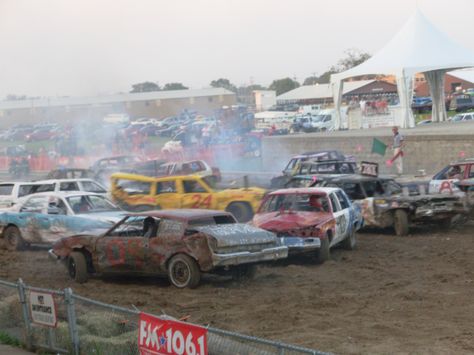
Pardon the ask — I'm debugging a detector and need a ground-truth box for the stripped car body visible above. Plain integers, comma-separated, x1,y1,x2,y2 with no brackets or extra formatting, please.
49,209,288,288
253,187,362,262
312,174,467,236
0,192,124,249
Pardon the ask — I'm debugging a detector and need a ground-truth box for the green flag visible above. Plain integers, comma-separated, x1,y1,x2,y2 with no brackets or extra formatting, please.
372,138,387,156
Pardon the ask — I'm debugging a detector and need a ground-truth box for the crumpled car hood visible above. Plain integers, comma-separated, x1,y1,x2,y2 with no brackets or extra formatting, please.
253,211,332,232
194,223,276,248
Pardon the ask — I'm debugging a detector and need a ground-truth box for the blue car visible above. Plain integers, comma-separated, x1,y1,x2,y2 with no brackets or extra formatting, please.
0,191,125,250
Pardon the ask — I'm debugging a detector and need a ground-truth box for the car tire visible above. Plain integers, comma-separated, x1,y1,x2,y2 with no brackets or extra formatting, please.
4,226,26,251
168,254,201,289
341,227,357,250
231,264,257,281
68,252,89,283
226,202,253,222
393,209,409,236
315,236,330,264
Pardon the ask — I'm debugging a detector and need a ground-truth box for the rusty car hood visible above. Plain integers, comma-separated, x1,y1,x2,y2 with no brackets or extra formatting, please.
194,223,277,248
253,211,332,232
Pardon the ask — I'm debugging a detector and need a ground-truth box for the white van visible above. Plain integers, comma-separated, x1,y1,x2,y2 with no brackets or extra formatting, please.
311,108,349,131
0,179,107,210
298,105,322,116
0,182,55,209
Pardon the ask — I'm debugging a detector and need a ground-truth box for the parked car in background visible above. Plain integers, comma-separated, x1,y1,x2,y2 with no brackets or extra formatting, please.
412,97,432,113
49,209,288,288
450,112,474,122
25,127,61,141
0,192,123,250
253,187,362,263
110,173,265,222
449,95,474,112
417,119,432,125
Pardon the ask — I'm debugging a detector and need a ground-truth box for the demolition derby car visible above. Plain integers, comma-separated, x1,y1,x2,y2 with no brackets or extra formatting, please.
253,187,363,263
0,192,124,250
312,174,467,236
49,209,288,288
110,173,266,222
428,158,474,194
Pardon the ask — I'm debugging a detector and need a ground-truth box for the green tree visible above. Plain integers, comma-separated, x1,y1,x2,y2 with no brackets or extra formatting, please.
130,81,160,93
210,78,237,93
336,48,371,71
162,82,188,91
269,78,300,96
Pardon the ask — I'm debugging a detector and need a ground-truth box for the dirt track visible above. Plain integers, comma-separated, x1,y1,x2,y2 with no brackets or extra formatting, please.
1,224,473,354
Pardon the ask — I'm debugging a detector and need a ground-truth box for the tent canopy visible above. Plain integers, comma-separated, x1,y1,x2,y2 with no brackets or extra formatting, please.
331,10,474,128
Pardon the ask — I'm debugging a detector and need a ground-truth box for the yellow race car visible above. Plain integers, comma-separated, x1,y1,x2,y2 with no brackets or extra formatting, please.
110,173,266,222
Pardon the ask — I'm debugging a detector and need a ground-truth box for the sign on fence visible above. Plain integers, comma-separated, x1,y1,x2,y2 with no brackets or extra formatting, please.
138,312,208,355
29,291,57,327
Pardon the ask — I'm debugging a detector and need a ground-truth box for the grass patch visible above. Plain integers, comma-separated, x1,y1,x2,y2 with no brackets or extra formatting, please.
0,331,20,347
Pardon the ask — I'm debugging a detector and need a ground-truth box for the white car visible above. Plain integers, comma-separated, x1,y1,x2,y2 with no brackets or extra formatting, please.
428,159,474,194
450,113,474,123
0,181,55,210
33,179,107,195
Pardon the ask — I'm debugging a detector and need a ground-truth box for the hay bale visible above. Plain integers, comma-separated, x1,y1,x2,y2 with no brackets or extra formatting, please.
0,295,23,328
77,312,132,338
79,330,136,355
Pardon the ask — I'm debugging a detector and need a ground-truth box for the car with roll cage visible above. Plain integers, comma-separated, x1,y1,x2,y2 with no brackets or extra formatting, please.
311,174,466,236
48,209,288,288
253,187,363,263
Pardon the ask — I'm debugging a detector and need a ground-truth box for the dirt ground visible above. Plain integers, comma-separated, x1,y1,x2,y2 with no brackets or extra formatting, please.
0,224,473,355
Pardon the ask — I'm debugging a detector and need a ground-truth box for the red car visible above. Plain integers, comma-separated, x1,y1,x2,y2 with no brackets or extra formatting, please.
25,127,60,142
253,187,362,263
49,209,288,288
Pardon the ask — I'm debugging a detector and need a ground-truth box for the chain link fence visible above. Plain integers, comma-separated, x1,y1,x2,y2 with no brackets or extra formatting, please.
0,278,330,355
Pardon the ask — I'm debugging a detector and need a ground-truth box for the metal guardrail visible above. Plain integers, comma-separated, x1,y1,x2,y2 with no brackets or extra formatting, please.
0,278,330,355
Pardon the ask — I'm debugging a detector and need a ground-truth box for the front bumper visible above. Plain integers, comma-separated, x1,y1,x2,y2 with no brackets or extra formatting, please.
281,237,321,254
212,246,288,267
48,249,60,261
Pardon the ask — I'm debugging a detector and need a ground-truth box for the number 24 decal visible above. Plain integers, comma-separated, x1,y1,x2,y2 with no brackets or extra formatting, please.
191,194,212,208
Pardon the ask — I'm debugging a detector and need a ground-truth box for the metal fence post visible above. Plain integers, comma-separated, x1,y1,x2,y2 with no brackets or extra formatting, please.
64,288,80,355
17,278,33,350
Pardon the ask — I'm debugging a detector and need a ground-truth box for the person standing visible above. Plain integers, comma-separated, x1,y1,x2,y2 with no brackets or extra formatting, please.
391,126,404,176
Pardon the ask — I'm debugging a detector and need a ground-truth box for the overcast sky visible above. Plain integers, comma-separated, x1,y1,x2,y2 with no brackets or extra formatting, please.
0,0,473,98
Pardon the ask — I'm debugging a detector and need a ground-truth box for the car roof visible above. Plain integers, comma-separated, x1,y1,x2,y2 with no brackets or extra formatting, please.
269,187,339,195
314,174,394,183
0,181,51,186
131,209,232,221
111,172,203,181
25,191,105,198
34,178,100,184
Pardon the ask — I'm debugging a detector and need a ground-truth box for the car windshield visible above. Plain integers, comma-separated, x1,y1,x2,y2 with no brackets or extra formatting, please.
66,195,120,214
261,193,330,213
452,115,463,121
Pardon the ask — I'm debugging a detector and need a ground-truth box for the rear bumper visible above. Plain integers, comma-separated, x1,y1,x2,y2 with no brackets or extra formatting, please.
212,246,288,267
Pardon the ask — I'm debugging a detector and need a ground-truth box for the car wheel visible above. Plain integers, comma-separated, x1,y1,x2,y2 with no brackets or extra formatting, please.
4,226,26,251
341,227,357,250
168,254,201,289
68,252,89,283
231,264,257,281
393,209,409,236
226,202,253,222
315,235,330,264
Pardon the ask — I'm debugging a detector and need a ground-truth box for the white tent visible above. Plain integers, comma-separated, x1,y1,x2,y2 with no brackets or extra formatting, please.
331,10,474,129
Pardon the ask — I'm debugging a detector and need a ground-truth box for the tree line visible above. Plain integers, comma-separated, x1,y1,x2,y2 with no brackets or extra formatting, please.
129,49,372,97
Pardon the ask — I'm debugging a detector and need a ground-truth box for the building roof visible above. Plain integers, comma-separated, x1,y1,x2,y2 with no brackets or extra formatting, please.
277,80,376,101
0,88,235,110
448,69,474,84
